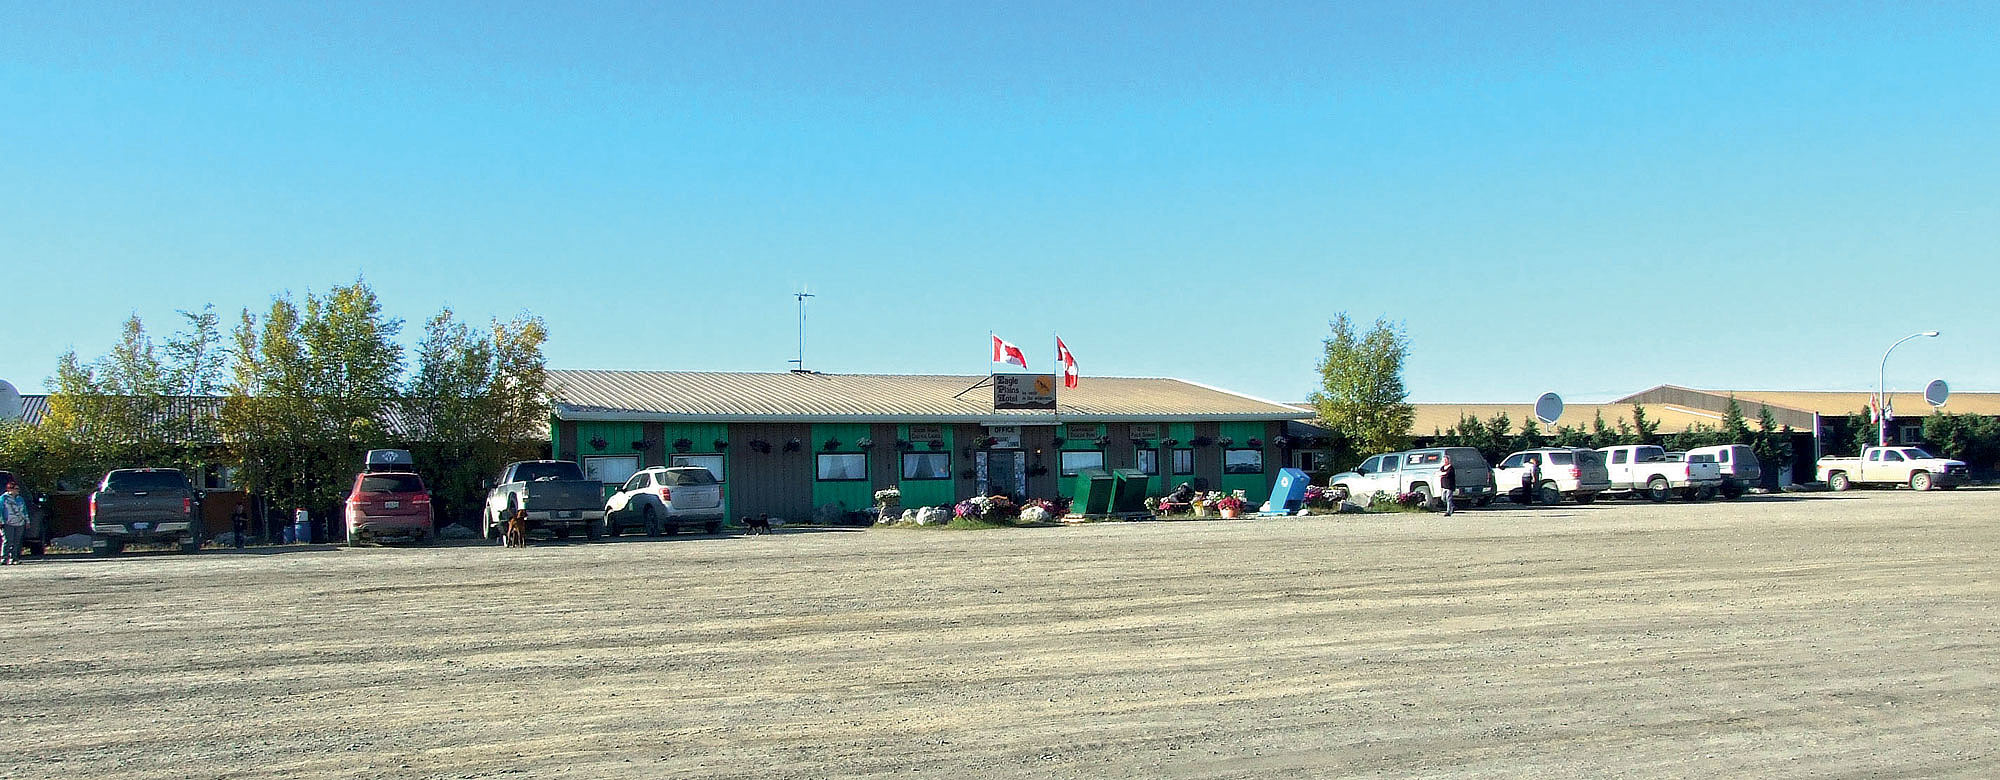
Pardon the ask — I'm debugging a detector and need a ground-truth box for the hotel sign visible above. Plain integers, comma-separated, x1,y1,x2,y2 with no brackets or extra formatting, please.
994,374,1057,410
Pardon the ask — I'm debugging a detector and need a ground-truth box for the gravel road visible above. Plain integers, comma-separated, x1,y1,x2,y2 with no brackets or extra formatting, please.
3,489,1996,779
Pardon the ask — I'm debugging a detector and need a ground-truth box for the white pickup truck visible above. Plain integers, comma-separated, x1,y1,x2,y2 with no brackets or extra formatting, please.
1597,445,1723,502
1816,446,1968,492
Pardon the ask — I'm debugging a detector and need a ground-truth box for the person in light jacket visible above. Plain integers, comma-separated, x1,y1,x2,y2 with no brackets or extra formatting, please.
1,482,29,564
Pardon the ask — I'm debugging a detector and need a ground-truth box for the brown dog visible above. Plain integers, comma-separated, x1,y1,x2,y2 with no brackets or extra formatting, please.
506,509,529,548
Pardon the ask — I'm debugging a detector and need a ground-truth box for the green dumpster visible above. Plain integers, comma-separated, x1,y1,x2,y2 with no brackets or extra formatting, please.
1072,468,1116,516
1109,468,1151,514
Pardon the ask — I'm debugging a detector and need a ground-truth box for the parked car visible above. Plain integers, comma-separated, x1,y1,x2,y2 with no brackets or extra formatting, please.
1687,444,1761,498
1328,447,1495,508
1597,445,1722,502
1492,448,1612,504
604,466,726,536
344,471,433,544
0,470,48,556
483,460,606,541
90,468,202,555
1816,446,1967,491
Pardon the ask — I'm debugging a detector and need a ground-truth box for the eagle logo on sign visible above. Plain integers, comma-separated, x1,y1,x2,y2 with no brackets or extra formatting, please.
1035,375,1054,395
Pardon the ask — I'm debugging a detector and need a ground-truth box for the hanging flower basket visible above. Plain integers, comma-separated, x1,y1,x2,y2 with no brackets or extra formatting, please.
1027,465,1049,477
1129,437,1151,448
1246,438,1263,448
631,439,656,452
822,438,842,451
783,439,803,452
1160,438,1180,448
713,439,730,450
589,436,608,451
1092,435,1112,448
1217,437,1235,448
856,437,875,449
749,439,772,454
958,468,976,479
672,438,694,453
927,440,945,451
895,439,913,451
1189,436,1214,448
982,436,999,448
1272,435,1294,448
1051,437,1066,448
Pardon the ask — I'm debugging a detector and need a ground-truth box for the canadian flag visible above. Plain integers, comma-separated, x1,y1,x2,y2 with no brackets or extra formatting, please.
991,335,1028,368
1055,336,1078,389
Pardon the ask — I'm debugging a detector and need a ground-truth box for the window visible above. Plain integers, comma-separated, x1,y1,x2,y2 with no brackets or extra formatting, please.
583,456,639,485
1610,450,1629,465
670,454,725,482
1867,450,1882,462
1406,452,1440,466
1548,452,1574,466
1899,424,1922,443
1059,450,1105,476
1499,454,1526,469
662,468,719,485
1379,457,1399,473
1173,449,1194,474
1135,449,1158,475
816,453,868,481
620,472,650,492
359,475,425,493
1883,450,1905,462
902,452,950,480
1224,449,1264,475
1716,449,1731,463
105,470,192,492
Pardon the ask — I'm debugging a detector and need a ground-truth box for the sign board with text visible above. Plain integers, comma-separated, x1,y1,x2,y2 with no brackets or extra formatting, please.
994,374,1057,410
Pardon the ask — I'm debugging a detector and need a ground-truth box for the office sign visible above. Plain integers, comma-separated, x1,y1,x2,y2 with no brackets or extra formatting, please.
994,374,1057,410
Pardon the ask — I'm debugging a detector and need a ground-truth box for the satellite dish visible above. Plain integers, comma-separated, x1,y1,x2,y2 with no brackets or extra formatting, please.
1925,379,1950,409
1533,392,1564,425
0,380,21,421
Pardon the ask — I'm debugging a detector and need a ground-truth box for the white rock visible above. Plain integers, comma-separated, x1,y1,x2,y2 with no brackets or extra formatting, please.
439,524,479,540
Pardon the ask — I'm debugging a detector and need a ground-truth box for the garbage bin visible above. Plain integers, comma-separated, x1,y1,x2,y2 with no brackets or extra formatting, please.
1071,468,1116,516
1109,468,1151,514
292,508,312,544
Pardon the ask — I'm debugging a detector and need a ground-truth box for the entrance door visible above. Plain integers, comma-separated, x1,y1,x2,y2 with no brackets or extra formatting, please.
976,451,1027,497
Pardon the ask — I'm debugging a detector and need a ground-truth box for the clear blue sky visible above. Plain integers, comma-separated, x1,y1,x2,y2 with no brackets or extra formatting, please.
5,1,1995,404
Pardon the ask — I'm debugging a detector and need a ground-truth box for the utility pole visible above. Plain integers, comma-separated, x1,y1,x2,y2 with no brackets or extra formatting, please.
788,287,815,373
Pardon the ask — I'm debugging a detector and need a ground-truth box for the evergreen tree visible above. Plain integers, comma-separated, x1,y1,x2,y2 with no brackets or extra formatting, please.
1630,404,1660,445
1721,395,1751,445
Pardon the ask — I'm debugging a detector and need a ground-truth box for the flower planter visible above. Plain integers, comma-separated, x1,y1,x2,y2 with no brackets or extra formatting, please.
1219,507,1241,519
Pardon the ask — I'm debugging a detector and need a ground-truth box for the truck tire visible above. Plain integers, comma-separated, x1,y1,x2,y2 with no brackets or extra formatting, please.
181,537,202,554
1475,496,1494,507
1720,481,1744,500
1412,483,1434,510
1829,472,1852,492
1646,478,1671,502
1911,472,1933,492
643,506,659,537
665,522,681,536
553,527,571,540
604,509,621,537
704,520,722,535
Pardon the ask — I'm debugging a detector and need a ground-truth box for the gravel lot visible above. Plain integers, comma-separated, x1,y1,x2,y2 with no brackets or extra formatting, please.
3,489,1997,779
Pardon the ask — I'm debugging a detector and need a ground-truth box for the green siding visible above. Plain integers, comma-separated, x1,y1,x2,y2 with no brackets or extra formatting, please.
661,422,732,521
1218,421,1271,503
1060,423,1103,449
811,423,876,514
896,425,956,509
575,422,645,457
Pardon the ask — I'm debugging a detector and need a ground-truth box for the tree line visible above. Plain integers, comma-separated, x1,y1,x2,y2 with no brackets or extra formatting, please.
0,280,548,526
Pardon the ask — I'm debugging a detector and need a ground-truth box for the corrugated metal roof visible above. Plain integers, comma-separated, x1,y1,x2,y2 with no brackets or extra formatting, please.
1408,403,1749,436
548,371,1311,423
1683,389,2000,418
12,395,441,441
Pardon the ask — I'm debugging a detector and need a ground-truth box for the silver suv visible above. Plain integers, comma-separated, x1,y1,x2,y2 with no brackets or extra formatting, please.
604,466,725,536
1493,448,1612,504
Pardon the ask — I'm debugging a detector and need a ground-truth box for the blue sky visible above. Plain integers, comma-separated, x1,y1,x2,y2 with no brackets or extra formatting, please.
4,1,1995,403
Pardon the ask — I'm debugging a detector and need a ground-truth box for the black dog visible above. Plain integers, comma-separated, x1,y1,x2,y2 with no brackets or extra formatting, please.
744,513,772,534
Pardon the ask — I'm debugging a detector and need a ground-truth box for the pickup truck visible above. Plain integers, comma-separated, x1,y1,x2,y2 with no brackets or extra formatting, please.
483,460,605,541
1687,444,1761,498
1817,446,1968,492
1597,445,1722,502
0,470,48,556
90,468,203,555
1327,447,1495,508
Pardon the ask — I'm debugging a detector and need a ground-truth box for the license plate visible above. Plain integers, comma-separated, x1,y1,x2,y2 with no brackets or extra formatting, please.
134,522,151,530
557,510,579,519
385,501,400,509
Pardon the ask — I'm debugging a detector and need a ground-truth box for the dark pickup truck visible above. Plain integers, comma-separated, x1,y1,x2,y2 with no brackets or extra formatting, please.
481,460,605,541
91,468,203,555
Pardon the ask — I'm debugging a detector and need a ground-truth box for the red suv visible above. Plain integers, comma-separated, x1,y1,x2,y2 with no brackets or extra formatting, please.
344,472,433,544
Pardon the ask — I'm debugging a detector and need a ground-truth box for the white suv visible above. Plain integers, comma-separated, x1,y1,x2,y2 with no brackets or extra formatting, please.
1492,448,1613,504
604,466,725,536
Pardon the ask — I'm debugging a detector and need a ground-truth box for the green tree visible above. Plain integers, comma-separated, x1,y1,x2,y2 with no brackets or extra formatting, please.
404,311,551,526
1750,405,1793,485
1514,417,1548,452
1308,314,1413,456
1845,409,1874,457
1721,395,1751,445
1589,410,1616,448
1629,404,1660,445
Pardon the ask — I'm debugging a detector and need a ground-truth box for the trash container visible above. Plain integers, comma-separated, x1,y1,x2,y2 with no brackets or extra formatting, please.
1071,468,1116,516
292,508,312,544
1109,468,1151,514
1264,468,1310,512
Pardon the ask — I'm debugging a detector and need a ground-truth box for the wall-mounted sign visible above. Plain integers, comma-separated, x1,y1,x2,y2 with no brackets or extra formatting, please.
907,424,944,445
1128,423,1161,440
994,374,1057,410
983,425,1022,449
1066,423,1103,440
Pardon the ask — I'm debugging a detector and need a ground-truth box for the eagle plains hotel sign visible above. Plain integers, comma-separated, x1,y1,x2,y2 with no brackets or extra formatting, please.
993,374,1058,410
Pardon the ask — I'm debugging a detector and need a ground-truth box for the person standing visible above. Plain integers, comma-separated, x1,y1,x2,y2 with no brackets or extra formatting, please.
1437,455,1457,516
1523,456,1542,505
230,504,248,550
1,482,28,565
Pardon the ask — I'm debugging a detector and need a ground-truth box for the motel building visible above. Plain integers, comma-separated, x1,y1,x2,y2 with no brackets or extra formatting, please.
547,370,1312,521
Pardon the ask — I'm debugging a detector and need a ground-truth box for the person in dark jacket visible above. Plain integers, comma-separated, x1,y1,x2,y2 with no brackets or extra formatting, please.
1522,455,1542,505
1437,455,1457,515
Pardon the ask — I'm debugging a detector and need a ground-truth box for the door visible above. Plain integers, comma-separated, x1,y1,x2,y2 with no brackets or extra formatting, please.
1493,453,1526,492
608,472,650,517
977,451,1027,498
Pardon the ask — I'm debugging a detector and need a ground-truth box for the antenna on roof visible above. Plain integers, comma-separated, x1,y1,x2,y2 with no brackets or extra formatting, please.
788,285,816,373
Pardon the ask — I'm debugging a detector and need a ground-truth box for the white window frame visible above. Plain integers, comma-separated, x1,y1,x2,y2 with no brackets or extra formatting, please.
584,455,641,485
1059,450,1105,477
670,454,726,482
1224,448,1265,475
816,453,869,481
1135,449,1158,476
901,452,951,480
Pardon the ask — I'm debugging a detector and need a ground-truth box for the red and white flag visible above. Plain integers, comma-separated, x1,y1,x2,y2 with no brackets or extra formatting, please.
991,335,1028,368
1055,336,1078,388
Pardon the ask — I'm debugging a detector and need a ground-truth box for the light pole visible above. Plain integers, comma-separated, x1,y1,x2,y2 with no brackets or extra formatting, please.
1877,330,1939,446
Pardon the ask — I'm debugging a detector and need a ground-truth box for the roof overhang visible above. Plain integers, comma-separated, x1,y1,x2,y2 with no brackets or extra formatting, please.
554,406,1310,425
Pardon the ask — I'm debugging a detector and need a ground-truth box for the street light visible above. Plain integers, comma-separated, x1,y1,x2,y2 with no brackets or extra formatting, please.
1877,330,1940,446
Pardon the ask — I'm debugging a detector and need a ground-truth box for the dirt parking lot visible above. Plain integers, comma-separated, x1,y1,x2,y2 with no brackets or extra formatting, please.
2,489,1997,779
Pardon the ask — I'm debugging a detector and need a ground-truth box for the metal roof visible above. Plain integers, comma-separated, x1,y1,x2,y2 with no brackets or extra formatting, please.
12,395,441,441
548,371,1311,424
